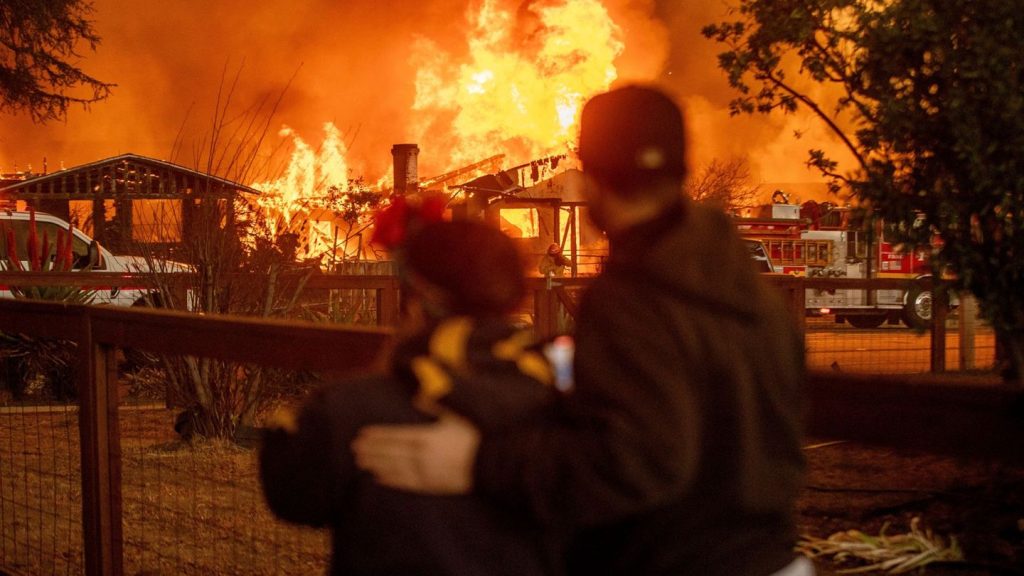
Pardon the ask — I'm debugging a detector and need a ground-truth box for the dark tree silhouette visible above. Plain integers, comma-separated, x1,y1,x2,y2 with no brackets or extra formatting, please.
1,0,113,122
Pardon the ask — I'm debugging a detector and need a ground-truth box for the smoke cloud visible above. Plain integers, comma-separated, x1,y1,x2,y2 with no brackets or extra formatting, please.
1,0,846,199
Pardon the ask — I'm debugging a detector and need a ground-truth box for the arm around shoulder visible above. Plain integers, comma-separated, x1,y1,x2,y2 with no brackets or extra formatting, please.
474,282,702,527
259,387,352,527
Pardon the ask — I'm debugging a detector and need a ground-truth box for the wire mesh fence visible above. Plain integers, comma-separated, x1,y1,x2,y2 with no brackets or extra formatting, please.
0,297,388,576
0,276,1009,575
1,362,332,575
803,304,996,374
0,403,84,575
116,396,329,575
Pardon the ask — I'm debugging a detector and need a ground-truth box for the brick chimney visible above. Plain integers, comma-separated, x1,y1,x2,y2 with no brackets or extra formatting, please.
391,143,419,195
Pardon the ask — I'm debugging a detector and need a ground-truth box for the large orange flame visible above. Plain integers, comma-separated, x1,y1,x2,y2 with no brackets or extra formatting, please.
411,0,623,171
249,0,624,261
251,122,351,232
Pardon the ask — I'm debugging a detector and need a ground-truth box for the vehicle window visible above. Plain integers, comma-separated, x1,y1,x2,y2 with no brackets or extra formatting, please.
0,220,92,269
744,239,772,273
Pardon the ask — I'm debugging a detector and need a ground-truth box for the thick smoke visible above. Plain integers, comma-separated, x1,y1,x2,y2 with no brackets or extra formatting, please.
1,0,845,197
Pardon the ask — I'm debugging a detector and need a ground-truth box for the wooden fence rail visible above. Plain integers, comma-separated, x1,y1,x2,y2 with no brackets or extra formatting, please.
0,271,952,367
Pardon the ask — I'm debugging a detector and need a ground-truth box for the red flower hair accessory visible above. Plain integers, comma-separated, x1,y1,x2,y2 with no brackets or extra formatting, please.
370,193,447,250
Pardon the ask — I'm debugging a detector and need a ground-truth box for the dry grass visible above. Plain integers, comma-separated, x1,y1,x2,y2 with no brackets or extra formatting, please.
0,405,329,575
798,437,1024,575
798,517,964,573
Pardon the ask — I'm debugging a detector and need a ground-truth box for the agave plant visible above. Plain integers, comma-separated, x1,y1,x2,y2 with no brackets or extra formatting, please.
2,209,96,303
0,210,93,400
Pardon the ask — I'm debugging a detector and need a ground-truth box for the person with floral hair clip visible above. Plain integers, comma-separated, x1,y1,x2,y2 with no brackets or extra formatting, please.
259,194,561,576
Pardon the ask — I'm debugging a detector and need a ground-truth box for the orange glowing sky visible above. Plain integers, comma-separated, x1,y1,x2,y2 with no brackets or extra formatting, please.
0,0,851,201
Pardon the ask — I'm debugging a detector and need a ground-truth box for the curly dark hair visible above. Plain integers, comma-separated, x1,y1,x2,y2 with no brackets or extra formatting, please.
403,220,526,318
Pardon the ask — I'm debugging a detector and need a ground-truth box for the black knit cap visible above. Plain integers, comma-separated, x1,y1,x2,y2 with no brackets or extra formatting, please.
403,220,526,317
578,85,687,184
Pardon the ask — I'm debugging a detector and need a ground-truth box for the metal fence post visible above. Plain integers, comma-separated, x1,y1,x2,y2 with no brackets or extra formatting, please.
78,310,124,576
959,294,977,371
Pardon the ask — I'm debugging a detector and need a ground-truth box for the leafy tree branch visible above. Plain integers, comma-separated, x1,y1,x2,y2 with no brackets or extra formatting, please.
0,0,113,123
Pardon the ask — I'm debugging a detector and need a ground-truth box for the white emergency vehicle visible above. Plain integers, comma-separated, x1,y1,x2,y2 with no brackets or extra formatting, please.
0,210,173,306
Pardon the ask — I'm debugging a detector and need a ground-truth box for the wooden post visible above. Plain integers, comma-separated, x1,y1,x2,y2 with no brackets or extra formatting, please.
78,311,124,576
958,294,976,371
534,286,556,339
930,284,948,373
569,207,578,278
377,277,400,327
789,277,807,336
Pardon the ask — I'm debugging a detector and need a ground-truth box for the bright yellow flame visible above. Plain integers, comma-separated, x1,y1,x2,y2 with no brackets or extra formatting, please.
412,0,623,170
248,122,372,262
251,122,350,231
252,123,350,221
499,207,540,238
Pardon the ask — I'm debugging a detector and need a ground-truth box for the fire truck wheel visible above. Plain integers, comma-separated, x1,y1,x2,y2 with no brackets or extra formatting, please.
902,284,933,329
847,314,888,329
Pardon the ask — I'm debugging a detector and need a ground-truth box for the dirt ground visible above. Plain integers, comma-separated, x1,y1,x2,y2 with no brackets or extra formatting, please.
798,437,1024,575
2,396,1022,575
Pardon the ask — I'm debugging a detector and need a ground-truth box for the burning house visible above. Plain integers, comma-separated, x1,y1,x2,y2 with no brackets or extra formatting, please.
254,142,506,269
2,0,637,274
451,155,606,276
0,153,257,258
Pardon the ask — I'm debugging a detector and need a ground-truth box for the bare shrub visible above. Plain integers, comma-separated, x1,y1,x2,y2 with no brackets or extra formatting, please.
127,67,386,441
685,156,761,214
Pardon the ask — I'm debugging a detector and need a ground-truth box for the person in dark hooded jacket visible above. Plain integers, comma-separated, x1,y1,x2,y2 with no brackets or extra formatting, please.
353,86,811,576
259,209,560,576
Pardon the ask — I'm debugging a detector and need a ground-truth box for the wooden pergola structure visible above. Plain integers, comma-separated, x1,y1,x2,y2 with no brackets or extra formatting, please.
0,154,258,257
453,165,602,277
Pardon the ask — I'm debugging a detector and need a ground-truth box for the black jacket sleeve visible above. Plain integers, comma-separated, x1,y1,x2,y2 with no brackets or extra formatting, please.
473,279,703,527
259,376,389,527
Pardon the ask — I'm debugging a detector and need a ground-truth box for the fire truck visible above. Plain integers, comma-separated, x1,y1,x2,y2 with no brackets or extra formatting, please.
735,193,938,329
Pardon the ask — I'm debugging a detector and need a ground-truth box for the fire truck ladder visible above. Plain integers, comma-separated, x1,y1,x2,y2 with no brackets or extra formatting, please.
763,239,833,268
